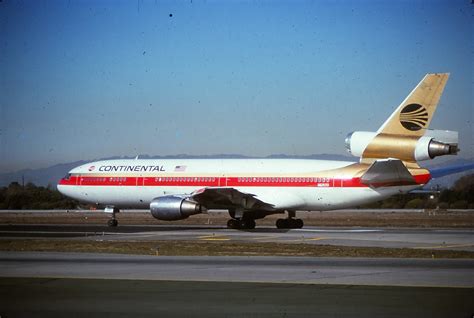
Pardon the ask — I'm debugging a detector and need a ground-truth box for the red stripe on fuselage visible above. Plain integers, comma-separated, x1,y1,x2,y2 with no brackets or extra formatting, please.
58,173,431,188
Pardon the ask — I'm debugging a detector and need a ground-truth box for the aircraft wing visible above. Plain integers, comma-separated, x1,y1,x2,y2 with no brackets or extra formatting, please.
190,187,275,211
360,159,417,188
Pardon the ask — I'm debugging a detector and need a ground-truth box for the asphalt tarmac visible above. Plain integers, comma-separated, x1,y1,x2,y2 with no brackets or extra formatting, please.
1,224,473,251
0,252,473,318
1,252,474,286
1,277,472,318
1,223,473,316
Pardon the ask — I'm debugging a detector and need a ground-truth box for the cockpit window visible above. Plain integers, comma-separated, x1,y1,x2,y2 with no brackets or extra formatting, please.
63,173,71,180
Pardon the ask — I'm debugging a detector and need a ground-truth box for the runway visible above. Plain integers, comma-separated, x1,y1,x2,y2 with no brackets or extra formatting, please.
0,278,474,318
1,224,473,251
0,252,473,317
1,251,473,287
1,223,473,316
1,277,473,318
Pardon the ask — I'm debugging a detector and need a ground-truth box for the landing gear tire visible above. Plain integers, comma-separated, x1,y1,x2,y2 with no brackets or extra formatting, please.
108,219,118,227
227,219,239,229
276,218,288,229
227,218,256,230
276,218,303,229
240,219,256,230
295,218,304,229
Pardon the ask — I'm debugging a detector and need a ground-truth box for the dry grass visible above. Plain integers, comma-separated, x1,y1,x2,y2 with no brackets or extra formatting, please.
1,239,473,258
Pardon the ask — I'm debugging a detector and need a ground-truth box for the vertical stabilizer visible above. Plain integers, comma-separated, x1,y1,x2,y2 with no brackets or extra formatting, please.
376,73,449,137
356,73,454,163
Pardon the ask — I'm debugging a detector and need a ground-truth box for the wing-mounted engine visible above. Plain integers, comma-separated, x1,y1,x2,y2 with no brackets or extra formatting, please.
345,129,458,162
150,195,206,221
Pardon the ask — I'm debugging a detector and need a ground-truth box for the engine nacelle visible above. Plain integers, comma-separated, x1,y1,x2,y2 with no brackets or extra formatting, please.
414,136,459,161
150,195,206,221
345,131,377,157
345,130,458,162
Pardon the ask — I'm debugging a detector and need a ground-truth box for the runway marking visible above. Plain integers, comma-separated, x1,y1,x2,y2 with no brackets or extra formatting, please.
307,237,328,241
250,236,279,240
198,235,230,241
0,231,120,235
281,237,324,243
413,243,474,250
199,238,231,241
198,235,223,239
275,237,329,243
294,229,383,233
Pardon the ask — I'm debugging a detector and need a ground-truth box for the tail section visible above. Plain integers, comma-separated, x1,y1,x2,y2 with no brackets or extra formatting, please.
376,73,449,136
345,73,458,164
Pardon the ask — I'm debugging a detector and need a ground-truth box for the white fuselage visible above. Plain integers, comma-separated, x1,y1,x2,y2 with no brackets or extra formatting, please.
58,158,425,211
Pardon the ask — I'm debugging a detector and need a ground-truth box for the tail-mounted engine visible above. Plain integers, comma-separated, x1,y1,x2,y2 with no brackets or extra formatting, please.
150,195,206,221
345,129,459,162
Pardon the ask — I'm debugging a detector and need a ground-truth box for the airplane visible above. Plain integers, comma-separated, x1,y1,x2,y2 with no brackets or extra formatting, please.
58,73,462,229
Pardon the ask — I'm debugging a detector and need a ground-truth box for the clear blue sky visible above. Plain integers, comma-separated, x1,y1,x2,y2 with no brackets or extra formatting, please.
0,0,472,172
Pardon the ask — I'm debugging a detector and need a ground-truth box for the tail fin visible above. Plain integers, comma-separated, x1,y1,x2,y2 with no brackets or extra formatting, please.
376,73,449,136
358,73,455,163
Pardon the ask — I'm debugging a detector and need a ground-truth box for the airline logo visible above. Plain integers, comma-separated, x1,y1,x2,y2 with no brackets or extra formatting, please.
399,103,428,131
98,165,165,172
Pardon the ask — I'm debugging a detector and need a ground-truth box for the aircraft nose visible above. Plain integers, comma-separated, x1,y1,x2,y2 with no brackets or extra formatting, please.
57,182,64,194
57,173,72,194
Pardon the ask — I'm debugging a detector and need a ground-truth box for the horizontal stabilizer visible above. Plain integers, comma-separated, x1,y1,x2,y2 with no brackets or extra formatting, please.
409,189,440,194
429,162,474,178
361,159,416,188
423,129,458,145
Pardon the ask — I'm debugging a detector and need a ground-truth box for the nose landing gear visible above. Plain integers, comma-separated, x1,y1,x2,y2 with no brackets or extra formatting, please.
107,219,118,227
104,206,119,227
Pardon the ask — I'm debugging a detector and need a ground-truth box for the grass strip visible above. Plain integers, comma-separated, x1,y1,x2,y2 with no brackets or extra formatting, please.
0,239,473,258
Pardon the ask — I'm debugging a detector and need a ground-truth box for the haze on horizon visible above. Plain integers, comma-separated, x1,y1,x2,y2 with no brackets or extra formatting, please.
1,0,472,173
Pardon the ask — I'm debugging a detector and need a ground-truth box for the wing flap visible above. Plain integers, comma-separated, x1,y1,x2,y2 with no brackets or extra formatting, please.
191,187,275,211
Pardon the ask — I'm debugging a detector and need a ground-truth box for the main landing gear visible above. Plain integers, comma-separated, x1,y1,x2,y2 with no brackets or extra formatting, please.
275,210,304,229
226,209,304,230
227,218,256,230
276,218,303,229
105,206,119,227
226,209,257,230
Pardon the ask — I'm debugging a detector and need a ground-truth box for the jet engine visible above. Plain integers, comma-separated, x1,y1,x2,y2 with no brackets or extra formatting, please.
150,195,206,221
345,130,458,162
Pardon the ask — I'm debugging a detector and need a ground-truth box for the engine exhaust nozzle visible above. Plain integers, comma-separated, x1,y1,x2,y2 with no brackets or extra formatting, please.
428,140,459,159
